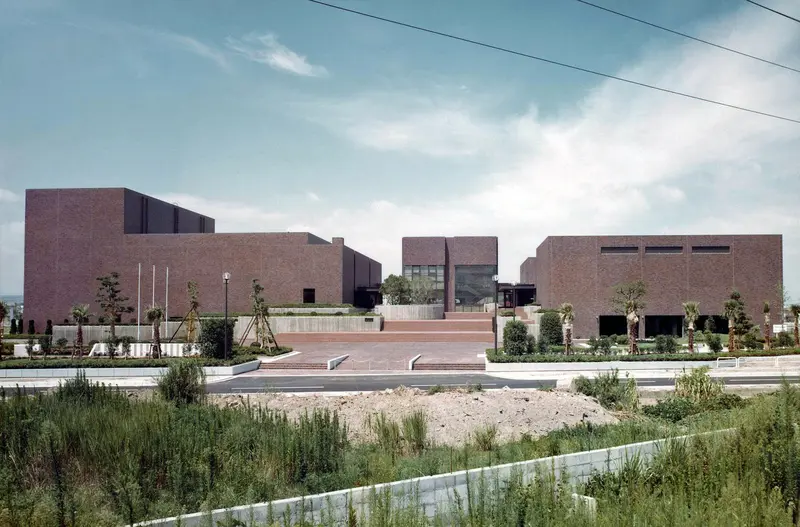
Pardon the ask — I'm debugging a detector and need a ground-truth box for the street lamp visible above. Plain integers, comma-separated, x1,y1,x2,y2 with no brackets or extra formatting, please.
223,272,231,360
492,274,500,354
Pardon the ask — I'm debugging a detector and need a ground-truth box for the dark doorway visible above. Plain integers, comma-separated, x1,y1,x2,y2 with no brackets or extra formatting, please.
599,315,627,337
644,315,684,338
696,315,728,334
302,288,316,304
354,287,380,309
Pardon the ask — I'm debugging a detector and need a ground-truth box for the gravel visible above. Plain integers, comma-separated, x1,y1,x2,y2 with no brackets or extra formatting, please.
211,387,618,446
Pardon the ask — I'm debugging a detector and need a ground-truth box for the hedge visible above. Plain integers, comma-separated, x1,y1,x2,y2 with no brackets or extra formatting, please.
233,345,293,357
485,348,800,363
201,312,379,318
0,355,258,369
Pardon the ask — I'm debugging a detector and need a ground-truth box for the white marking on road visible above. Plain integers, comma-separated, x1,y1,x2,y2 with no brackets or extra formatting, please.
410,383,497,387
232,386,325,391
636,380,657,384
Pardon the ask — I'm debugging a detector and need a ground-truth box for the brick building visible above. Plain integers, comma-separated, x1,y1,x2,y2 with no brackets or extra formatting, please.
402,236,498,312
528,235,783,338
24,188,381,328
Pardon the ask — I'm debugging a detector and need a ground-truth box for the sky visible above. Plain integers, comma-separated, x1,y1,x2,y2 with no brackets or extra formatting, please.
1,0,799,298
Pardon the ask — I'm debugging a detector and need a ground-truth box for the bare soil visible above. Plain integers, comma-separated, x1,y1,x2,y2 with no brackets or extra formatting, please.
211,387,618,446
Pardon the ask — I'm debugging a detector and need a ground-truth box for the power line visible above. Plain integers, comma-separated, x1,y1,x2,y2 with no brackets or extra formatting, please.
306,0,800,125
574,0,800,74
744,0,800,24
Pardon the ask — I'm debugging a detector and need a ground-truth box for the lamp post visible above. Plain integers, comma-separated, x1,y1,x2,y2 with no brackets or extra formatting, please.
223,272,231,360
492,274,499,354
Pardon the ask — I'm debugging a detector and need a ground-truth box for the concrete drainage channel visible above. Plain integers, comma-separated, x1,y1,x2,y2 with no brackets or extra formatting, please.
133,429,731,526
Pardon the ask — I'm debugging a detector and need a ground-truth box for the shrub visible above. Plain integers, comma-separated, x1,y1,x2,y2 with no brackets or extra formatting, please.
27,320,35,335
426,384,445,395
616,335,628,345
156,361,206,406
55,337,68,353
503,320,531,355
104,335,119,358
473,424,498,451
540,311,563,345
401,411,428,454
367,412,402,458
701,392,745,411
587,336,612,354
741,330,763,350
643,397,698,422
674,367,723,403
654,335,678,353
198,318,236,359
703,331,723,353
500,310,515,317
574,369,639,411
37,335,52,357
119,336,134,356
776,331,794,348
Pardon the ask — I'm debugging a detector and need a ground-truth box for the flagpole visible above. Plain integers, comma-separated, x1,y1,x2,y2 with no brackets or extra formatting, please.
137,263,141,341
165,267,169,328
152,265,155,307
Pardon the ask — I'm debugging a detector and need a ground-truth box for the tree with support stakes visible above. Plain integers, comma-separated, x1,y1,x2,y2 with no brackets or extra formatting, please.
168,281,201,345
683,301,700,353
70,304,90,359
146,304,164,359
238,279,278,351
558,303,575,355
763,302,772,351
96,272,133,340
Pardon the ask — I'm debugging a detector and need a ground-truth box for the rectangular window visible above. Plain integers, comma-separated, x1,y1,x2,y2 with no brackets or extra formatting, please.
403,264,445,303
454,265,497,311
692,245,730,254
173,207,180,233
645,246,683,254
303,288,316,304
199,216,206,233
600,246,638,254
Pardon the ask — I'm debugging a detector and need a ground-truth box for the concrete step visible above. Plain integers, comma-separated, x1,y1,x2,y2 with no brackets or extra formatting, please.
444,312,494,320
277,331,495,343
413,363,486,371
260,362,327,370
383,320,492,332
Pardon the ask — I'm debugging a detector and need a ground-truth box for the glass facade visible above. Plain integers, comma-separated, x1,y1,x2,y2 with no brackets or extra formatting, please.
402,265,445,304
454,265,497,311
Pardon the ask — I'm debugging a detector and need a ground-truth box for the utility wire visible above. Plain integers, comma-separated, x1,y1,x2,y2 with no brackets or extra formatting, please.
744,0,800,24
306,0,800,125
574,0,800,74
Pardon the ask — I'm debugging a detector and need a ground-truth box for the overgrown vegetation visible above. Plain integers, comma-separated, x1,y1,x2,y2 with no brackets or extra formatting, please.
156,361,207,406
573,369,639,411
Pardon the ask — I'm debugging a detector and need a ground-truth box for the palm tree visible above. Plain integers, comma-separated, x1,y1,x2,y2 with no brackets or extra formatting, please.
791,304,800,348
146,304,165,359
558,303,575,355
625,300,641,355
70,304,90,359
682,302,700,353
723,300,739,352
0,301,8,362
763,302,771,351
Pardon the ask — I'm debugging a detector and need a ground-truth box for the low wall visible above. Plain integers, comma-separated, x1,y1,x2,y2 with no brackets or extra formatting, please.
374,305,444,320
88,343,200,358
52,322,186,343
136,430,730,526
0,360,261,379
497,316,539,342
269,307,362,314
486,358,719,372
234,316,382,342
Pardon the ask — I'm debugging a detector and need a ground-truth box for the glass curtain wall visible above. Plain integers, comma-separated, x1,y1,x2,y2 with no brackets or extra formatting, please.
402,265,445,304
454,265,497,312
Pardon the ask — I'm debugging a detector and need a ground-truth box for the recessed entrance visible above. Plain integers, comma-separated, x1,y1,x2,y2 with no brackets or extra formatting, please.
598,315,627,337
644,315,684,338
302,288,316,304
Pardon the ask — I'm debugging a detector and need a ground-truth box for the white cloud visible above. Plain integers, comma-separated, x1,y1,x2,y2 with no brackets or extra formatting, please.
225,33,327,77
158,32,228,70
306,192,321,202
0,189,20,202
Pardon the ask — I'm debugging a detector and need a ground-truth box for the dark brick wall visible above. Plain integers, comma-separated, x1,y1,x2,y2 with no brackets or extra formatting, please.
24,188,380,327
403,236,498,311
535,235,783,338
520,257,536,284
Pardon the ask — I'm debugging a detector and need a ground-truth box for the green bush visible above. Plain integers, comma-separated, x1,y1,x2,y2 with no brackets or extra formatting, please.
156,361,206,406
588,336,612,354
654,334,678,353
573,369,639,411
616,334,628,345
776,331,794,348
674,367,724,402
703,331,724,353
232,345,292,357
539,311,563,345
741,330,763,350
643,397,698,422
503,320,531,355
198,318,236,359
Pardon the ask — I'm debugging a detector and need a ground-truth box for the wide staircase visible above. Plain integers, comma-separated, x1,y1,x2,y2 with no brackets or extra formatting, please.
276,312,495,345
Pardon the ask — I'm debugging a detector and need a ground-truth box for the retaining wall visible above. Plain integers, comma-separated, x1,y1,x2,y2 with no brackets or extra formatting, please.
269,307,362,314
52,322,186,343
374,305,444,320
0,360,261,379
486,358,718,372
135,430,730,527
235,315,382,341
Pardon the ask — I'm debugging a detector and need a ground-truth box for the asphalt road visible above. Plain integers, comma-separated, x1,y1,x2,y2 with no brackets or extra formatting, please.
208,374,800,393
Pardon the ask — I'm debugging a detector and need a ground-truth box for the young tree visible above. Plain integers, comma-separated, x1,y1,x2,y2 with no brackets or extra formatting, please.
379,274,411,305
70,304,90,359
682,302,700,353
763,302,771,351
146,304,164,359
0,301,7,362
611,280,647,355
723,300,739,352
186,281,200,344
558,303,575,355
791,304,800,348
95,272,133,340
408,276,435,305
250,279,270,348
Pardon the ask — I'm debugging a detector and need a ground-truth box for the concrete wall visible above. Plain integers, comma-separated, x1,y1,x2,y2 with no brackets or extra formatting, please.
497,315,539,343
136,430,729,527
52,322,186,343
0,360,261,379
234,315,382,341
486,358,720,372
375,305,444,320
268,307,362,314
535,235,783,338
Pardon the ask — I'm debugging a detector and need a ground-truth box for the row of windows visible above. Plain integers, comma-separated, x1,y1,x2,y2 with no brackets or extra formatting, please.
600,245,731,255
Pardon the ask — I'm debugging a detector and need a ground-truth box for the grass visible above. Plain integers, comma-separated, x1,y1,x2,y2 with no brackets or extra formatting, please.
0,355,258,369
574,369,639,411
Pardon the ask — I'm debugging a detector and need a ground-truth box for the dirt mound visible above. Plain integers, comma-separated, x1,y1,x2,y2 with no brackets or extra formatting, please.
212,387,617,446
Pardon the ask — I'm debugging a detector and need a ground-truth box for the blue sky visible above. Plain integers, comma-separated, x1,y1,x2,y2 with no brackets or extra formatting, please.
1,0,799,300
